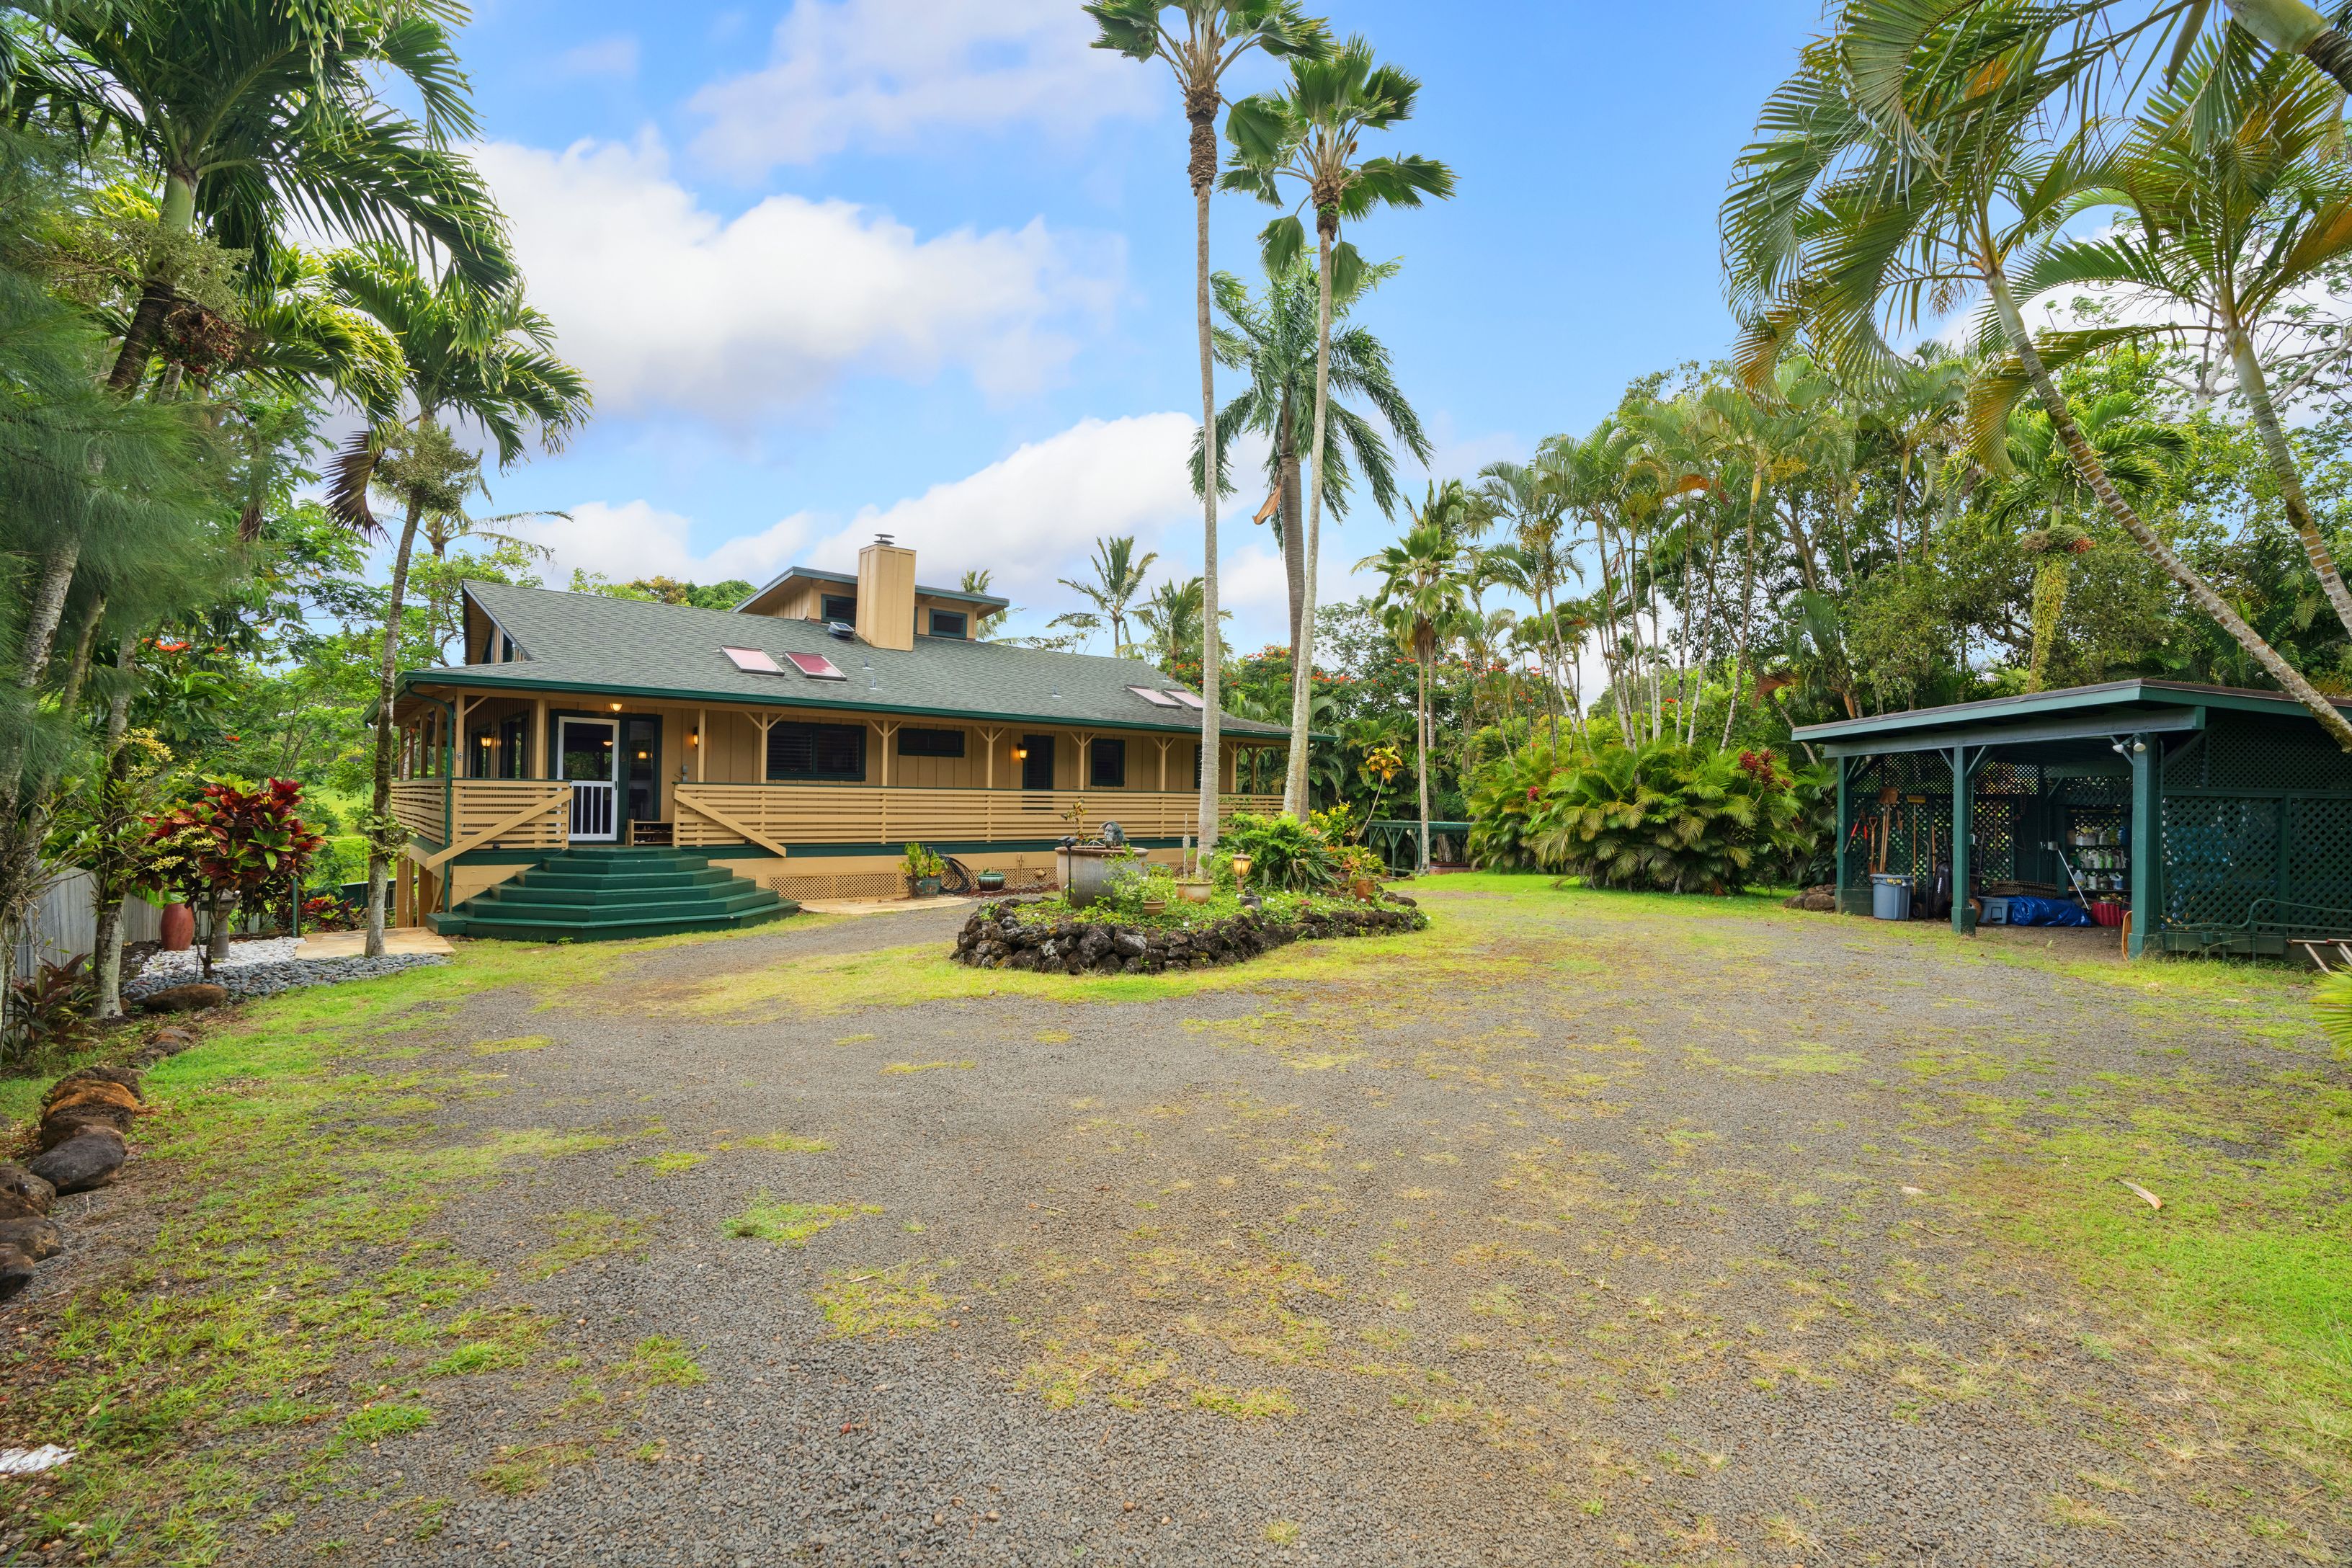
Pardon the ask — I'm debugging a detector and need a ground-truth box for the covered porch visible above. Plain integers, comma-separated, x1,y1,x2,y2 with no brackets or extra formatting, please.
387,682,1288,915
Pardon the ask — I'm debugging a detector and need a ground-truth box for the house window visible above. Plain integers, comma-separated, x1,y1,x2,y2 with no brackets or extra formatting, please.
929,610,968,639
1090,737,1126,788
767,722,865,781
498,633,514,663
820,593,857,623
898,727,965,759
499,715,527,778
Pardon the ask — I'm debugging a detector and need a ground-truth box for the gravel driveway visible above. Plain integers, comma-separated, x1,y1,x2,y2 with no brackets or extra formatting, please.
230,885,2343,1567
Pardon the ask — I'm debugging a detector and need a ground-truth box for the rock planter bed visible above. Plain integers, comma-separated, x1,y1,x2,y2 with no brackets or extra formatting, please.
952,896,1427,976
125,935,446,1008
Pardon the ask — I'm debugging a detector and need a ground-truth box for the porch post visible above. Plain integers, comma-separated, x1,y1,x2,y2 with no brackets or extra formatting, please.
533,698,548,779
2129,732,2156,958
696,708,707,783
1834,754,1850,914
1950,745,1972,935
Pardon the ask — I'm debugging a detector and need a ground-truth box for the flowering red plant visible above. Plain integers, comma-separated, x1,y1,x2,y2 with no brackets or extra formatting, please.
143,779,326,907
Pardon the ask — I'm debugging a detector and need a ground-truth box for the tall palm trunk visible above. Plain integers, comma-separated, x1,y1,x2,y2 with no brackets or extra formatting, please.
1189,93,1224,855
1984,265,2352,748
1277,397,1305,667
1415,641,1433,875
1721,478,1764,749
2230,326,2352,638
1280,214,1338,819
366,488,431,957
107,173,197,394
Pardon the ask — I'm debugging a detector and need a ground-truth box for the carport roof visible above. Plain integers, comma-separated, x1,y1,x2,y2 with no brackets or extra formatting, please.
1790,680,2351,757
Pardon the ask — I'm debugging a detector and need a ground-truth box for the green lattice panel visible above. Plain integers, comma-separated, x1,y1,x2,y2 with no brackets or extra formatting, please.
2286,797,2352,912
2204,713,2352,793
2163,796,2280,930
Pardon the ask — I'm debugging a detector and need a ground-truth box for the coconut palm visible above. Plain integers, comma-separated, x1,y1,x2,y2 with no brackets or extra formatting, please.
1360,483,1474,874
1722,5,2352,748
1056,535,1159,657
1193,257,1430,669
961,569,1015,638
1225,36,1455,820
327,244,590,958
1979,37,2352,639
1087,0,1327,855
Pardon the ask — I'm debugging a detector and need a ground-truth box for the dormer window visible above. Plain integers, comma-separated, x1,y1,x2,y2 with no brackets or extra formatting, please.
930,610,968,640
820,593,857,623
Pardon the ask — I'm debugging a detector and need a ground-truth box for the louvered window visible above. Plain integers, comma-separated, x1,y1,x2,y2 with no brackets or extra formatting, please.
767,722,865,781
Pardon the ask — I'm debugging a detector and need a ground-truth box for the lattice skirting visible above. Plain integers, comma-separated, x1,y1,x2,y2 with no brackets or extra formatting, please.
765,871,908,903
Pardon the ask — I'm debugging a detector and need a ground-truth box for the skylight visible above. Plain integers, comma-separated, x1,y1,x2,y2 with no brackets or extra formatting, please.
785,651,847,681
1166,690,1205,710
722,646,783,674
1128,685,1180,707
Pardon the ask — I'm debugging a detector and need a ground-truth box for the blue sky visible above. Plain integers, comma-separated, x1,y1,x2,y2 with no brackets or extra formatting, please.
450,0,1822,649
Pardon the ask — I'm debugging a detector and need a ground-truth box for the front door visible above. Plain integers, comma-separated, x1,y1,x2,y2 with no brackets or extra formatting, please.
558,718,618,841
622,716,662,830
1020,734,1055,791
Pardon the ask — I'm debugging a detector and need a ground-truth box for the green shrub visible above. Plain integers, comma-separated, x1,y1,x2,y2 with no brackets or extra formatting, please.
1476,740,1824,894
1219,812,1340,892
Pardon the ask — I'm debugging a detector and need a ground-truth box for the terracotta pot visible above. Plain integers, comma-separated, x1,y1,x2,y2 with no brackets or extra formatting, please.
1141,899,1167,915
159,902,195,953
1350,877,1378,902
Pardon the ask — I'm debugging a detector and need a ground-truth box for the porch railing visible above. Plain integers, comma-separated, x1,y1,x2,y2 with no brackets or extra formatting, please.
671,784,1280,854
391,779,445,845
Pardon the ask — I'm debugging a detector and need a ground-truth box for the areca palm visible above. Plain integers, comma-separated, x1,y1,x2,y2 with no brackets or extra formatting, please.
1979,37,2352,638
1195,257,1430,669
1225,37,1454,819
1722,4,2352,747
1982,393,2184,688
328,244,591,958
1360,483,1473,873
1056,535,1159,656
1087,0,1326,855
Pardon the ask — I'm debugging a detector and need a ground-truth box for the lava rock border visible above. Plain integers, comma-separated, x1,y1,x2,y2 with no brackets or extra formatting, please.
951,895,1427,976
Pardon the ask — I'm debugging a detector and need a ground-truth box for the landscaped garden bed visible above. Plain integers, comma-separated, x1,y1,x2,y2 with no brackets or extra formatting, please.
951,894,1425,974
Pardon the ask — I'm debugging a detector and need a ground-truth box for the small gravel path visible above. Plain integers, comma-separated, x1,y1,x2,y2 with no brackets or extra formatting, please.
245,888,2341,1567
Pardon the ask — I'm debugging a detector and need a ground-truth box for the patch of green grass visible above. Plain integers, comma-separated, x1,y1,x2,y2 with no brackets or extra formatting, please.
717,1131,831,1153
1188,1384,1296,1420
340,1402,432,1444
631,1150,709,1176
724,1195,880,1247
468,1035,553,1054
814,1260,953,1338
423,1340,529,1378
527,1210,653,1278
618,1335,705,1388
477,1441,593,1497
881,1059,975,1075
1264,1518,1301,1545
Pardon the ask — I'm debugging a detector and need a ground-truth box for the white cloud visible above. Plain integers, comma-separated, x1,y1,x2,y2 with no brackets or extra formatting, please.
687,0,1152,176
474,134,1118,418
514,414,1306,646
553,35,639,79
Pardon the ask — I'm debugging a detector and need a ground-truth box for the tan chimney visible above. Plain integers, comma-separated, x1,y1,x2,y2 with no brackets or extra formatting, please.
855,534,916,651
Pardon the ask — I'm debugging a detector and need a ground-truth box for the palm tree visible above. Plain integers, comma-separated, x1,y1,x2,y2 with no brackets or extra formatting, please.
1226,36,1455,820
1193,257,1430,670
1136,574,1229,676
1863,352,1969,560
1056,535,1159,657
1087,0,1326,856
1984,37,2352,640
4,0,509,674
1722,9,2352,748
1982,393,2184,690
1360,483,1473,874
328,244,591,958
961,569,1015,638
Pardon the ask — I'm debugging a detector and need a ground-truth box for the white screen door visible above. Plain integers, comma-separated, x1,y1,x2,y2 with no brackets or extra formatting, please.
558,718,618,841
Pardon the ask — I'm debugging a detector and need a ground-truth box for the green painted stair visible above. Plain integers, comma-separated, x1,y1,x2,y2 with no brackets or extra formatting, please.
430,847,798,942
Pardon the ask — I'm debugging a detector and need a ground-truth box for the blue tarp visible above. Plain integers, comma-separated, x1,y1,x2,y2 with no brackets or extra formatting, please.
2005,895,2095,927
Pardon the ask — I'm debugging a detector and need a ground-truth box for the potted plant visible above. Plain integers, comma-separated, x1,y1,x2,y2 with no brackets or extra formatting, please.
900,843,945,898
975,870,1006,893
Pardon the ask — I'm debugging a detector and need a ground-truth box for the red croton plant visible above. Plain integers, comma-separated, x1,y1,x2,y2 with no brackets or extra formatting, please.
143,780,326,973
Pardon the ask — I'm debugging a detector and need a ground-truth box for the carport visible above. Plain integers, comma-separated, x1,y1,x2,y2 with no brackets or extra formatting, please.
1791,680,2352,958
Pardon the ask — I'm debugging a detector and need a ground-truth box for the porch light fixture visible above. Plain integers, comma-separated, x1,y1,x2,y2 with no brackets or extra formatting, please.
636,749,649,760
609,702,622,711
1013,746,1029,760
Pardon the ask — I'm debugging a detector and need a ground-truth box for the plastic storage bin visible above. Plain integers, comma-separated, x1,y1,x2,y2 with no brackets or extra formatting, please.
1978,896,2012,926
1870,873,1912,921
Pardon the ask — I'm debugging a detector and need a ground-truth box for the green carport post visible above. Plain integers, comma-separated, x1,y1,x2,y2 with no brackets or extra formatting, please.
2129,731,2156,958
1834,755,1850,914
1951,746,1971,935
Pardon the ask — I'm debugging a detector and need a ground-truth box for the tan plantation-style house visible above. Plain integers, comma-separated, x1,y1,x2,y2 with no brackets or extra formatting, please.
387,536,1289,939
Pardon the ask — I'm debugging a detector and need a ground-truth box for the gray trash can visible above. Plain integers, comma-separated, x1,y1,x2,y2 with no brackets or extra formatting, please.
1870,873,1912,921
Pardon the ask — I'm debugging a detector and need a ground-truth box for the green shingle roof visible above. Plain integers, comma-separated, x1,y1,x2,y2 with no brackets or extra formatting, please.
416,582,1290,739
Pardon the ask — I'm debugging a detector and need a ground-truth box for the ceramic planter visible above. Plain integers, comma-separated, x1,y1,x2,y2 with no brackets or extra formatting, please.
976,872,1006,893
1174,881,1213,906
910,875,943,898
159,902,195,953
1056,845,1132,909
